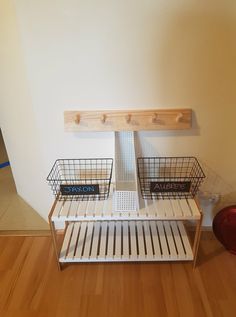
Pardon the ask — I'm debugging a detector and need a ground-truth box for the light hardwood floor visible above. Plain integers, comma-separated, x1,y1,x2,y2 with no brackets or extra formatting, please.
0,233,236,317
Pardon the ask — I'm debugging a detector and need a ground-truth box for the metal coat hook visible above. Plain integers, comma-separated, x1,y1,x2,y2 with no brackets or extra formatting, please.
175,112,183,123
126,114,132,124
75,114,80,124
101,114,106,123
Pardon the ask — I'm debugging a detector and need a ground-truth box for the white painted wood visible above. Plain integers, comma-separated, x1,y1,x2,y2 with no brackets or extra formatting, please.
163,221,177,257
179,199,192,217
143,221,153,257
77,200,88,217
69,200,79,218
122,221,129,259
75,222,87,258
52,200,64,219
156,221,169,258
170,199,183,217
162,200,174,217
177,221,193,259
150,221,161,257
129,221,137,259
98,222,108,259
59,200,71,219
136,221,145,258
157,200,167,217
114,221,122,259
170,221,186,258
67,222,81,259
83,222,94,259
187,199,201,218
103,196,113,217
86,200,96,217
60,223,74,259
95,200,105,217
59,220,194,263
90,222,101,259
106,221,115,259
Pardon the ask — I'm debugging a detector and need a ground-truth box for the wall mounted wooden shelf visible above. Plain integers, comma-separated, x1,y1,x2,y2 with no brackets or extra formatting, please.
64,109,192,132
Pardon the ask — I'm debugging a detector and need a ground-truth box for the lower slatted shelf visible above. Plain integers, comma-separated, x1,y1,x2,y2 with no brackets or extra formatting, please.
59,220,193,263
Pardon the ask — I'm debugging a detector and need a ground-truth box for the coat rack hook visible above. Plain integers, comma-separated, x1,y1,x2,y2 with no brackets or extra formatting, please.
101,114,106,123
176,112,183,123
126,114,132,124
152,113,159,123
75,114,80,124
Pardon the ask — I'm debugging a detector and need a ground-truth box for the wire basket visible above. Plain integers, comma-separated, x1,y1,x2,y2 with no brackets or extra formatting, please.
47,158,113,201
137,157,205,200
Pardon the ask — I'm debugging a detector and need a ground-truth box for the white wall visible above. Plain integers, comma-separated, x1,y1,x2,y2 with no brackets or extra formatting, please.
1,0,236,223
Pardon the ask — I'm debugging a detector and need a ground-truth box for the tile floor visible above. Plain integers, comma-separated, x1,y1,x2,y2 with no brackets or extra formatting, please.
0,129,49,233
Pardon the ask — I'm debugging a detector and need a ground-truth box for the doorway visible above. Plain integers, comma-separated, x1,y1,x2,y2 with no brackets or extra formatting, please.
0,128,49,233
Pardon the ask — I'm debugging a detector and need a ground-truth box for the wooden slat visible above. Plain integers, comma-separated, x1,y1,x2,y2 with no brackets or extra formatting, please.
170,221,186,258
129,221,137,259
170,199,183,217
103,196,113,217
106,221,115,259
157,200,167,217
59,200,71,219
52,200,64,219
86,200,96,217
98,222,108,259
83,222,94,259
90,222,101,259
136,221,145,258
179,199,192,217
156,222,169,258
177,221,193,259
67,222,80,259
114,221,122,259
187,199,201,218
69,200,79,218
163,221,177,257
60,223,74,259
122,222,129,259
150,221,161,257
77,200,88,217
94,200,105,217
64,109,192,132
143,221,153,257
75,222,87,258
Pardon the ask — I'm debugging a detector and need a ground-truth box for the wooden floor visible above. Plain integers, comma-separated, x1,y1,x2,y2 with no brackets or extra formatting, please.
0,233,236,317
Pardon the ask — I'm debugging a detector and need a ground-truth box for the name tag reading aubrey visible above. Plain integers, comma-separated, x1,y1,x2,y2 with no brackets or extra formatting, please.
150,181,191,193
60,184,100,195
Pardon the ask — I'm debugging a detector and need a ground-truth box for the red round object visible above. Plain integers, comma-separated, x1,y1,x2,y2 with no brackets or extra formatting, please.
213,205,236,255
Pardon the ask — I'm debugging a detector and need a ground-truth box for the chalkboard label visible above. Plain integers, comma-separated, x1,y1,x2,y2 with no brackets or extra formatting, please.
60,184,100,195
150,181,191,193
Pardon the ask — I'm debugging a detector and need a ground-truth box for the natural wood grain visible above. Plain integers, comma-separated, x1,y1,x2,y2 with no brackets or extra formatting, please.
64,109,192,132
0,234,236,317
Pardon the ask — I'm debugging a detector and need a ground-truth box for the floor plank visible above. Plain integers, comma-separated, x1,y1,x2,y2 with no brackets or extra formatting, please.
0,234,236,317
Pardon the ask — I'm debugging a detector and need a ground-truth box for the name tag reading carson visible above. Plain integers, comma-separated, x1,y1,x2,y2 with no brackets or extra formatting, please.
60,184,100,196
150,181,191,193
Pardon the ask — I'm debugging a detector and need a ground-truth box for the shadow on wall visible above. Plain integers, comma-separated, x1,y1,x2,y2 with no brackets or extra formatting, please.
199,161,236,217
157,8,236,107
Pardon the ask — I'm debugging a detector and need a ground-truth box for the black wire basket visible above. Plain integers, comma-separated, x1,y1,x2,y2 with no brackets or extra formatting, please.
47,158,113,201
137,157,205,200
